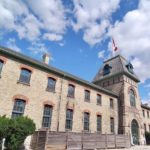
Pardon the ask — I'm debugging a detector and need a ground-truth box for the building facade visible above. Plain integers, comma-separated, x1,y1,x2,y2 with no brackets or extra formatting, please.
0,47,150,145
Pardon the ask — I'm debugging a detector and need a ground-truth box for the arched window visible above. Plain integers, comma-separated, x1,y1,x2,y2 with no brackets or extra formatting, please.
19,68,31,84
47,77,56,92
130,89,136,107
42,105,53,128
84,112,90,131
65,109,73,130
12,99,26,118
67,84,75,98
103,64,111,76
0,60,4,74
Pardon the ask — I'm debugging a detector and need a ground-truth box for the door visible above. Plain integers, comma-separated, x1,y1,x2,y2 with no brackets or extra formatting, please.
131,119,139,145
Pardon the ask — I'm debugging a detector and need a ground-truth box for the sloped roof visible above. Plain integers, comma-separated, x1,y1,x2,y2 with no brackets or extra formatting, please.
93,55,140,83
0,46,118,97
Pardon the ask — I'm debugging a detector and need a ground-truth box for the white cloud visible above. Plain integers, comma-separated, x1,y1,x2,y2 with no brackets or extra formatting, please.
6,38,21,52
72,0,120,45
0,0,67,42
28,42,48,55
98,50,105,59
26,0,67,34
108,0,150,83
59,42,65,47
43,33,63,41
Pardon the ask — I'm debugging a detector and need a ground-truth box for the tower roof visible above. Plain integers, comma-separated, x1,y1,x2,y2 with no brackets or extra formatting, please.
93,55,140,83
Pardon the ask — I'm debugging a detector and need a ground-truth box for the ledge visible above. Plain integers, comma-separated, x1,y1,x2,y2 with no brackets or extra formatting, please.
17,80,30,86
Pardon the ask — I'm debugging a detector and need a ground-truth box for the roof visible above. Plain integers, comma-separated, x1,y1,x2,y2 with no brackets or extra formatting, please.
141,104,150,111
0,46,118,98
93,55,140,83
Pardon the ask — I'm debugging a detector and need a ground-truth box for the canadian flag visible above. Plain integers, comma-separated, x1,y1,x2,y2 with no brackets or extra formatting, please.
112,38,118,51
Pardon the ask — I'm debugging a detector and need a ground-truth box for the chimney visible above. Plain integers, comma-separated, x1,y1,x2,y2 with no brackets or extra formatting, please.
43,53,50,64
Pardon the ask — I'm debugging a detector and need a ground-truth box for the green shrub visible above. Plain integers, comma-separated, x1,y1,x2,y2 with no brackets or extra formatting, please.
0,116,36,150
145,131,150,145
0,116,10,148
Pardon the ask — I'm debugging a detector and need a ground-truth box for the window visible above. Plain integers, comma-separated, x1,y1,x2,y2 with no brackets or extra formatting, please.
0,60,4,74
143,110,145,117
129,89,136,107
147,111,149,118
97,115,102,132
97,94,101,105
84,112,90,131
42,105,53,128
103,64,111,76
19,68,31,84
12,99,25,118
67,84,75,98
85,90,90,102
47,77,56,92
110,117,114,133
65,109,73,130
144,124,146,132
110,98,114,109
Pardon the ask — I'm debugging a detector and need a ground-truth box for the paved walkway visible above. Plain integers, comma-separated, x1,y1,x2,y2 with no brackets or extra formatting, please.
108,145,150,150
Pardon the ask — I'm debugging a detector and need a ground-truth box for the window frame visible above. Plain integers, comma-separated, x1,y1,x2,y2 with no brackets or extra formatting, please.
144,124,147,132
0,60,4,75
47,77,56,92
103,64,111,76
97,115,102,132
11,99,26,118
143,110,145,117
19,68,32,84
110,98,114,109
97,94,102,105
84,90,90,102
42,105,53,128
84,112,90,131
67,84,75,98
110,117,115,133
129,89,136,107
65,109,73,130
147,111,149,118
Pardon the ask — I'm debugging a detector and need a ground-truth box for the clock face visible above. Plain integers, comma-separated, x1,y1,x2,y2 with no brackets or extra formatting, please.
126,62,134,74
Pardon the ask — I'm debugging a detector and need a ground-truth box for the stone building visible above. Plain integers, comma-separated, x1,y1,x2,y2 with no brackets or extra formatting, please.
0,46,150,145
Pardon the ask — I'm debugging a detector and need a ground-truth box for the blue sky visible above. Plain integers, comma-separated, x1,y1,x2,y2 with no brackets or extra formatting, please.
0,0,150,103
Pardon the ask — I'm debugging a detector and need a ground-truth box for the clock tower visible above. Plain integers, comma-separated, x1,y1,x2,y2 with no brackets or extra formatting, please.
93,55,145,144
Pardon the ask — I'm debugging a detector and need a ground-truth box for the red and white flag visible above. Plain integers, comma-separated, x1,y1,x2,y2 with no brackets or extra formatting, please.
112,38,118,51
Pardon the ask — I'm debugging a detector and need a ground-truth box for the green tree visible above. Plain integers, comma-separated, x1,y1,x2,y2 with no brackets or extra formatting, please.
0,116,36,150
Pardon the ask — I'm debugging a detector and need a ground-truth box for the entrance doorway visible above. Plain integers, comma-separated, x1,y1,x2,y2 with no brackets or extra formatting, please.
131,119,139,145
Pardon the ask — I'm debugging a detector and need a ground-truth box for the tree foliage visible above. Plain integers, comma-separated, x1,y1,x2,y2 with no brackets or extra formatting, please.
0,116,36,150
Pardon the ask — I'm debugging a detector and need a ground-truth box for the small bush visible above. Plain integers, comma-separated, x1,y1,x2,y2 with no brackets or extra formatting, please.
0,116,36,150
145,131,150,145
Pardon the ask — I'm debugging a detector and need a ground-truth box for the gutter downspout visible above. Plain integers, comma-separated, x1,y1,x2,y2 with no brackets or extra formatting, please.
57,74,65,131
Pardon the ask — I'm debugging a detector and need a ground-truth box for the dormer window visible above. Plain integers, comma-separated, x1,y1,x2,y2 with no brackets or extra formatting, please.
103,64,111,76
126,62,134,74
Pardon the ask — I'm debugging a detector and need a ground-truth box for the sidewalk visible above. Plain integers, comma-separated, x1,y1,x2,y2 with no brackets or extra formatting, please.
108,145,150,150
